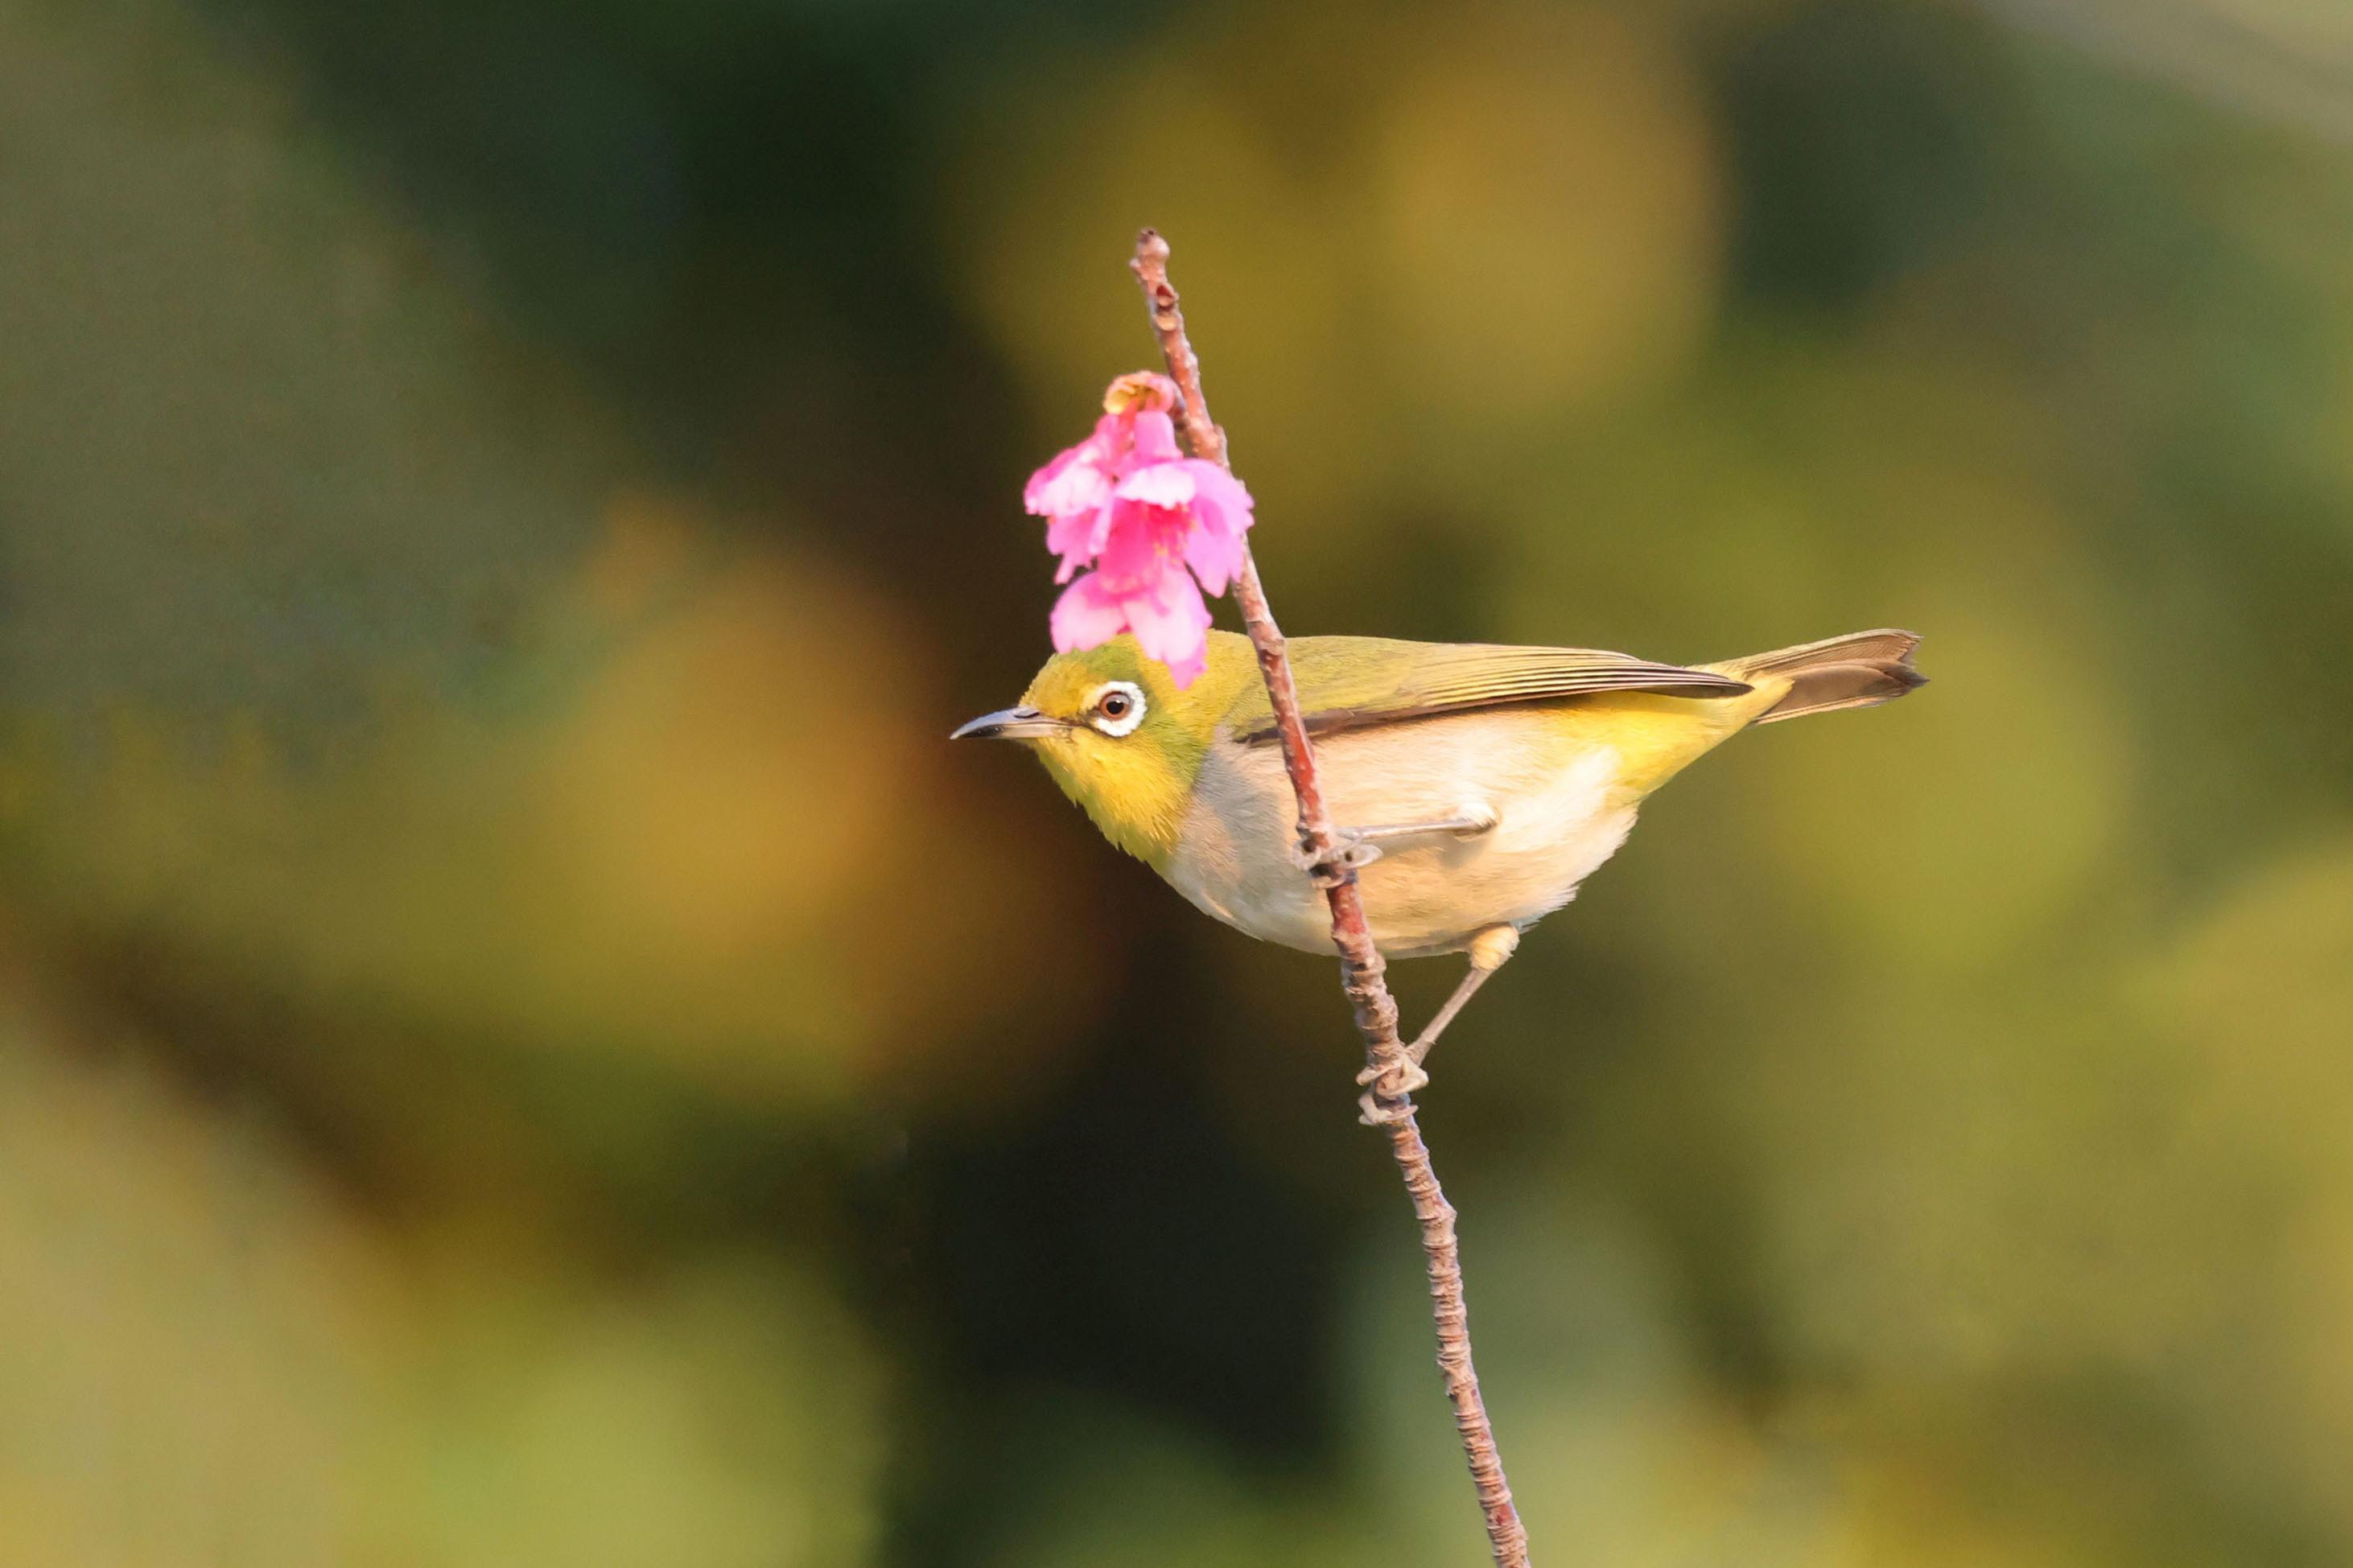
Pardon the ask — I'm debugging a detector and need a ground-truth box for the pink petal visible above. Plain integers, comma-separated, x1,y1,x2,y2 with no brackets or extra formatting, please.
1093,498,1189,586
1024,438,1114,518
1126,409,1183,467
1113,460,1199,508
1049,572,1130,652
1159,644,1207,688
1022,442,1082,512
1184,521,1247,595
1044,504,1111,582
1179,461,1253,537
1121,562,1214,686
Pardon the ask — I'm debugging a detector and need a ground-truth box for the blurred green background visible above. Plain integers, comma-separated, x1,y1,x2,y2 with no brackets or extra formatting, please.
3,0,2351,1562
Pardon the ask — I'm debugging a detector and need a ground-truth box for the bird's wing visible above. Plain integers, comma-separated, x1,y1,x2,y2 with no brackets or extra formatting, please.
1226,636,1753,744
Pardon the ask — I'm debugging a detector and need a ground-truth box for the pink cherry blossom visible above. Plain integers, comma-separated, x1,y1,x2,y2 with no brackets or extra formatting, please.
1024,372,1254,687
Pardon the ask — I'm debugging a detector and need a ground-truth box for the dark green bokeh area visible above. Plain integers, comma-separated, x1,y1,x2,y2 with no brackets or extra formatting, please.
4,0,2351,1562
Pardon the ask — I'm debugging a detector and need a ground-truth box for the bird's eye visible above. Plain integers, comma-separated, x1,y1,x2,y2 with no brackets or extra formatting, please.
1087,681,1147,736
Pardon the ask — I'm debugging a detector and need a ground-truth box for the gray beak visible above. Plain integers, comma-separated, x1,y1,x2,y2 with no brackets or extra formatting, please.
950,706,1068,742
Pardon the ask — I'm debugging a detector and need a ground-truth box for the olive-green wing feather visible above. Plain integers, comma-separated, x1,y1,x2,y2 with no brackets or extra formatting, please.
1226,636,1752,743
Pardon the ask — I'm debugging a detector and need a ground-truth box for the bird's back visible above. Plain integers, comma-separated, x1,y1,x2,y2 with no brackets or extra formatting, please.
1160,629,1920,957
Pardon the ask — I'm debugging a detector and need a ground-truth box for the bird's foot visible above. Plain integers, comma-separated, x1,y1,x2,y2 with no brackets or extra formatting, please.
1291,826,1383,887
1293,805,1499,886
1355,1048,1429,1126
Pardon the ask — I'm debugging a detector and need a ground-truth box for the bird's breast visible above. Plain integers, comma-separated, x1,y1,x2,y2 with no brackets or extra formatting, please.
1160,709,1638,958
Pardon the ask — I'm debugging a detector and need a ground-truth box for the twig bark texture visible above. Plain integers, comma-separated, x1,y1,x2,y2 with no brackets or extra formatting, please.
1129,228,1531,1568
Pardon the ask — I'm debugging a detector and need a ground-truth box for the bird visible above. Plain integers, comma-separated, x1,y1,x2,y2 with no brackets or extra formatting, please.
954,626,1923,1102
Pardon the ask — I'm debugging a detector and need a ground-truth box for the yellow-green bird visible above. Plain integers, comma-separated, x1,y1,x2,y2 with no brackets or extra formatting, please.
955,627,1922,1085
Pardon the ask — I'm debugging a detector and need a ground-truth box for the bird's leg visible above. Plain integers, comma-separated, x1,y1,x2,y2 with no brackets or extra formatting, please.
1356,924,1519,1122
1406,925,1520,1067
1350,802,1499,845
1291,802,1498,879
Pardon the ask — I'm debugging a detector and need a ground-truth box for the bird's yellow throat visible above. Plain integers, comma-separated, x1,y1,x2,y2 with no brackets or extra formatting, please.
1020,636,1256,867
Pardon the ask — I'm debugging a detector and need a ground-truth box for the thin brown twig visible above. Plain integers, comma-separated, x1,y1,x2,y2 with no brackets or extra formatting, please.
1130,228,1531,1568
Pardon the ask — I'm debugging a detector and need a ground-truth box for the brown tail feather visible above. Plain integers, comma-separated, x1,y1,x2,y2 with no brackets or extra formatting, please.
1718,628,1926,724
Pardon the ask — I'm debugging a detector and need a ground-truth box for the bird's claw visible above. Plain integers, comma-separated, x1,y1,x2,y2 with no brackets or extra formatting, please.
1292,827,1383,887
1354,1050,1428,1126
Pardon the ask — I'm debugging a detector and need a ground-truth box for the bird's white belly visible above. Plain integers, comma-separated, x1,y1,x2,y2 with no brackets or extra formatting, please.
1160,711,1635,959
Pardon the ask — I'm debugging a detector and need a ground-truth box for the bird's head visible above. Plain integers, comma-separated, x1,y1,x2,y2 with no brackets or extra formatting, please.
954,632,1251,866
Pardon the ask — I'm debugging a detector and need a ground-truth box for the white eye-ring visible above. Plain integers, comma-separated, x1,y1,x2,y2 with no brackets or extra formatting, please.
1086,681,1148,737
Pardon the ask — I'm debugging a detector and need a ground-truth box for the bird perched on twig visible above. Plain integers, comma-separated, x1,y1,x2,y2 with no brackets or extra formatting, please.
957,627,1923,1099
